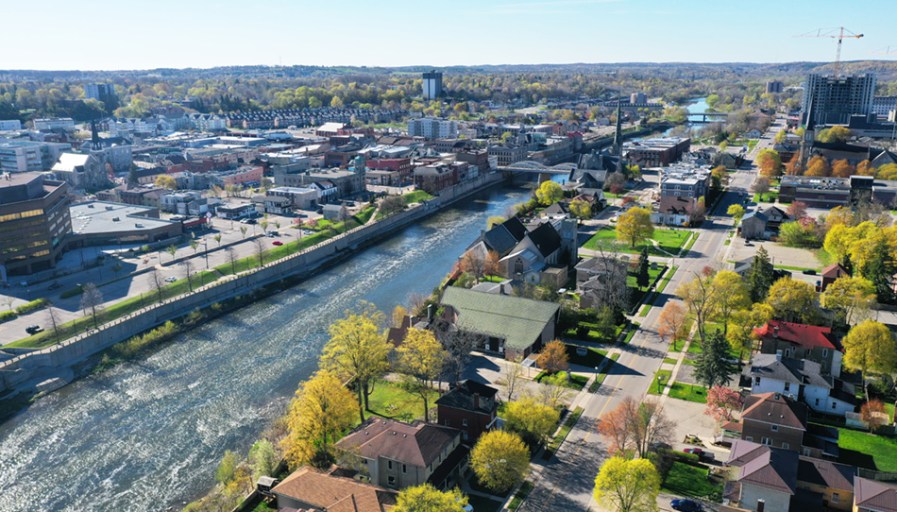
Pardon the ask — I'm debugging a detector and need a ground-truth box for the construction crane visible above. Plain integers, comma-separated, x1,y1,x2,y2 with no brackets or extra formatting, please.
796,26,864,77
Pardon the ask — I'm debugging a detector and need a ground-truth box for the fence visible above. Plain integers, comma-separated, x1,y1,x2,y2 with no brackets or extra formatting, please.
0,173,506,394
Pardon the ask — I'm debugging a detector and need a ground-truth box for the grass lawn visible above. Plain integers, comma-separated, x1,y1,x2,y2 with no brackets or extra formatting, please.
648,370,672,395
365,379,438,423
622,323,639,344
507,481,534,511
534,371,588,390
669,382,708,404
563,321,626,344
681,233,699,255
837,427,897,472
589,353,620,393
402,190,434,204
545,406,584,457
565,344,608,367
886,403,895,423
468,495,503,512
583,228,691,257
774,264,820,273
662,461,723,501
753,191,779,203
626,266,664,291
655,266,678,294
663,357,678,365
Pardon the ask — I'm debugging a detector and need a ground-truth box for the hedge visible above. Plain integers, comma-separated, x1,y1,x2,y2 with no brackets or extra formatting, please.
15,298,47,315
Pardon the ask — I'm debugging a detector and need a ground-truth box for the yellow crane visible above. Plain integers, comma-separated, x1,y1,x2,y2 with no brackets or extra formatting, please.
796,26,864,77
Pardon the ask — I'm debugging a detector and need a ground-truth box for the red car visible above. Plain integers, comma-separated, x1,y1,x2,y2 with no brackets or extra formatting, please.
272,240,283,246
683,448,715,461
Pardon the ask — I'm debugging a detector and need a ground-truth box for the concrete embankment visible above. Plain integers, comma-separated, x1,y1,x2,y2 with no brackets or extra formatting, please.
0,173,506,396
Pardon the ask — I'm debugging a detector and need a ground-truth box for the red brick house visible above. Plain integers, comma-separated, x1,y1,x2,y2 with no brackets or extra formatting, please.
436,380,498,444
754,321,843,378
819,263,849,292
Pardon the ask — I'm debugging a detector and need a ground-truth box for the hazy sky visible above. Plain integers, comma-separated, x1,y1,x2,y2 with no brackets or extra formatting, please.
5,0,896,70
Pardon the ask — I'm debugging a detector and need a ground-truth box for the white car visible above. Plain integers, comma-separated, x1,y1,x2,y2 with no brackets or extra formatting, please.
164,276,177,283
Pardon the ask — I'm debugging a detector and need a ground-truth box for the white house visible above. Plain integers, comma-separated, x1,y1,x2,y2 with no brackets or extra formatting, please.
745,354,856,417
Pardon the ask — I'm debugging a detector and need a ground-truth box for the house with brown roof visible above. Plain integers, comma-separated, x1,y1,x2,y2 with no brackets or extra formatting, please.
335,418,467,491
797,456,855,511
738,392,840,460
725,440,799,512
854,476,897,512
755,320,844,378
436,380,498,444
820,263,850,292
271,466,397,512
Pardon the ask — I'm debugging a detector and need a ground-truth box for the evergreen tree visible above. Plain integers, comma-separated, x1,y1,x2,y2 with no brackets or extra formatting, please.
126,168,139,189
693,332,738,388
747,245,774,303
637,246,650,289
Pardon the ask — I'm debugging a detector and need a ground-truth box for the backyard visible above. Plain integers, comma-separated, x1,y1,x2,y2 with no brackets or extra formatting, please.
836,427,897,472
662,461,723,501
364,379,439,423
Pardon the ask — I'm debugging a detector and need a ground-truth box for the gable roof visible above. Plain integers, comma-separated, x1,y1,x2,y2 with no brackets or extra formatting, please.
742,392,808,431
440,287,559,351
272,466,397,512
745,354,831,389
797,456,855,492
335,418,458,468
526,222,563,258
727,440,798,495
821,263,849,279
754,320,840,351
436,380,498,414
855,476,897,512
742,209,768,223
482,216,528,255
52,152,92,172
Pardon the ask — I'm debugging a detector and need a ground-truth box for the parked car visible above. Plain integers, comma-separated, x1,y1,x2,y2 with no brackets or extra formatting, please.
164,276,177,283
25,325,43,335
48,281,61,290
802,269,817,275
671,498,703,512
272,240,283,246
683,448,715,462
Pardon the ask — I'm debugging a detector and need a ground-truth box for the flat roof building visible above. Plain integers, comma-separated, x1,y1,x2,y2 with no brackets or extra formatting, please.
69,201,182,245
0,172,71,279
803,74,876,126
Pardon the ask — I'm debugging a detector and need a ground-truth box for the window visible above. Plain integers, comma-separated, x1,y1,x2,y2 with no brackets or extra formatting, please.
388,476,396,485
754,376,761,386
783,383,790,392
822,349,828,358
462,419,468,427
832,401,837,410
761,437,771,445
771,424,779,432
402,464,407,473
832,493,840,503
388,461,393,470
815,398,820,406
745,436,753,442
782,442,790,450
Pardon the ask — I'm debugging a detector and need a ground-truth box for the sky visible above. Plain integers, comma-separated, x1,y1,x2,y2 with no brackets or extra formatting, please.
4,0,896,70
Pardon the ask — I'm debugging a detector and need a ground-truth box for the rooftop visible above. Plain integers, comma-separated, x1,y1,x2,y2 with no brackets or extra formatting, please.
754,321,840,351
335,418,458,468
741,392,808,431
272,466,397,512
70,201,177,235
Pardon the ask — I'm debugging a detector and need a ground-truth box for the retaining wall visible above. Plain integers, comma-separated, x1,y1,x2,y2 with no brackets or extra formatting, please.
0,173,506,395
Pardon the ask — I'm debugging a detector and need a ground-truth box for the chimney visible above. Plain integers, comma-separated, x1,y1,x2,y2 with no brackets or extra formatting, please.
427,303,435,323
773,325,779,338
757,499,765,512
473,392,480,410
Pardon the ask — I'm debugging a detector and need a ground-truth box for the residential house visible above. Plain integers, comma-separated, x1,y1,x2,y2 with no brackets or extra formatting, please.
436,380,498,444
755,320,843,378
797,456,855,511
439,287,560,360
653,166,711,226
725,440,799,512
744,354,856,416
819,263,850,292
335,418,467,491
575,255,630,310
740,209,768,240
854,476,897,512
736,392,839,460
270,466,397,512
761,206,790,229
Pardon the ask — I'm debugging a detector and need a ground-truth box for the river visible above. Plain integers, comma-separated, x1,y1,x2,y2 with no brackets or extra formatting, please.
0,185,529,512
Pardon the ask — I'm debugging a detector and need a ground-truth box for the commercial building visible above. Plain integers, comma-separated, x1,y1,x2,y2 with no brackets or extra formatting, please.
407,117,457,140
623,137,690,167
871,96,897,120
267,186,318,210
766,80,785,94
32,118,75,131
422,70,443,100
69,201,182,246
802,74,876,125
0,139,70,173
630,92,648,104
0,172,71,279
653,165,711,226
84,83,116,104
50,153,109,190
0,120,22,131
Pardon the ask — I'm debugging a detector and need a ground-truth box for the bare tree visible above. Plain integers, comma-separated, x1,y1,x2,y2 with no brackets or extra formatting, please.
46,301,61,342
149,267,165,303
597,396,674,458
432,318,478,387
80,283,104,329
496,355,525,402
2,296,14,312
182,259,195,292
225,246,238,275
253,237,266,267
460,250,486,283
585,248,630,313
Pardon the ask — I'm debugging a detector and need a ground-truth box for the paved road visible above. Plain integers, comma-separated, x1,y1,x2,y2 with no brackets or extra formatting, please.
520,167,756,511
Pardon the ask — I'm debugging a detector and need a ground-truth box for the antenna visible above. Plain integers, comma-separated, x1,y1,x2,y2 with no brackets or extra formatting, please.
795,26,864,78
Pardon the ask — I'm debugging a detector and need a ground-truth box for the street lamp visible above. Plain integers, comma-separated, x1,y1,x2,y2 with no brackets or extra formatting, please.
203,239,209,270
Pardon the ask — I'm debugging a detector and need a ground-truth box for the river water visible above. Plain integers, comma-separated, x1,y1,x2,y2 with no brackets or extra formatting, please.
0,185,528,512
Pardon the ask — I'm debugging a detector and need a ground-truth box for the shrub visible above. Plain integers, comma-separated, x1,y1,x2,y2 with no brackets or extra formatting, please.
0,310,17,323
15,298,47,315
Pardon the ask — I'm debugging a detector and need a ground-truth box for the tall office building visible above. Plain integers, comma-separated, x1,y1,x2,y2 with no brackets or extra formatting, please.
802,73,876,125
422,71,443,100
0,172,71,278
766,80,784,94
84,83,116,105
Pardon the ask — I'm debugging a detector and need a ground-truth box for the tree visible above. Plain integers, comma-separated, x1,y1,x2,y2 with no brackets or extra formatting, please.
253,236,266,267
860,400,889,432
45,301,62,342
504,395,560,446
380,195,406,217
182,258,195,291
779,219,822,248
320,304,391,422
658,301,686,350
677,272,716,344
727,204,745,226
805,155,831,177
487,216,506,229
693,332,738,388
786,200,808,220
593,457,660,512
126,168,139,188
432,318,477,387
214,233,222,247
816,125,852,144
215,450,238,484
755,148,782,177
597,397,673,459
765,277,817,323
857,159,873,176
459,251,485,283
282,371,358,467
248,439,277,479
469,430,530,493
496,356,525,402
705,385,744,423
149,267,165,303
636,247,650,289
189,239,200,254
709,270,750,336
239,225,248,239
392,305,409,328
821,276,876,326
752,177,771,200
569,198,592,221
80,282,104,328
831,159,855,178
483,250,501,277
535,180,563,206
166,244,177,262
225,246,238,275
536,339,569,374
710,165,729,190
396,328,446,423
540,372,573,409
842,320,897,401
616,206,654,248
727,303,773,359
154,174,177,190
394,484,468,512
775,129,787,144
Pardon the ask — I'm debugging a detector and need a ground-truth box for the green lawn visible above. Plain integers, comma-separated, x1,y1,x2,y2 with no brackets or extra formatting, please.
837,427,897,472
365,379,439,424
583,228,691,257
648,370,672,395
622,323,639,344
662,462,723,501
774,264,821,273
545,406,584,455
663,357,678,365
402,190,434,204
655,266,678,294
534,371,588,390
753,191,779,203
565,344,608,367
626,266,664,291
669,382,708,404
508,481,534,511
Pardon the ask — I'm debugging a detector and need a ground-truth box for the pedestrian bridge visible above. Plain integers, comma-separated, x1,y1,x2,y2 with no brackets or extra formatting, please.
498,160,577,175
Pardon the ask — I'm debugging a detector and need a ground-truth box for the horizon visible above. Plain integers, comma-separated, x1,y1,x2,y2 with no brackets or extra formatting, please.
6,0,896,71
